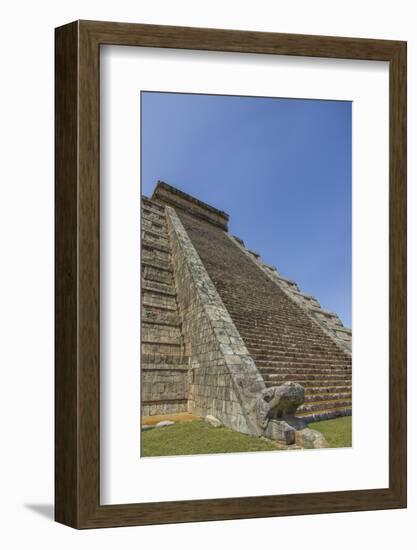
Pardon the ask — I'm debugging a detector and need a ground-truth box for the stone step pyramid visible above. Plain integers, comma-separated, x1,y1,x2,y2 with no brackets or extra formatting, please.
141,182,352,441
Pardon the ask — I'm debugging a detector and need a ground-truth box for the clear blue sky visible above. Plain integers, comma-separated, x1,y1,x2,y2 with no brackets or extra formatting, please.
141,92,352,328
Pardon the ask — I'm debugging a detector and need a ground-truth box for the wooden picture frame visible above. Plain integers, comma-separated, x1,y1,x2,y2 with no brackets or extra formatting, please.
55,20,407,529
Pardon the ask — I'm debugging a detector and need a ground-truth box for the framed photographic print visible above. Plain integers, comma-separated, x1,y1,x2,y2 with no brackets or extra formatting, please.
55,20,407,528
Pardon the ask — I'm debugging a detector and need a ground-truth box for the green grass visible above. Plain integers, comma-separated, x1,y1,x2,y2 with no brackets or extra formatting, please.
309,416,352,448
141,421,278,457
141,416,352,457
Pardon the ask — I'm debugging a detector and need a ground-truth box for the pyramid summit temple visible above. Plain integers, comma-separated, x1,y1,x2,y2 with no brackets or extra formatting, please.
141,181,352,445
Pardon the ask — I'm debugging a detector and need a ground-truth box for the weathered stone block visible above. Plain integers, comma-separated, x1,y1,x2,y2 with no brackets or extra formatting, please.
295,428,328,449
264,420,296,444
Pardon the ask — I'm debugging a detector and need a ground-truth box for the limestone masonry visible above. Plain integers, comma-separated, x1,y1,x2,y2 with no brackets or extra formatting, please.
141,182,352,444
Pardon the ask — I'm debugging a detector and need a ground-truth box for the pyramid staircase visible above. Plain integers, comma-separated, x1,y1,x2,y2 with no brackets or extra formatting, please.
173,208,352,423
141,197,189,416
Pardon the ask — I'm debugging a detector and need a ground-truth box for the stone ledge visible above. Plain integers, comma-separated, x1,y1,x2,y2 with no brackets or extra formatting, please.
142,205,166,218
291,289,316,300
153,181,229,230
142,240,170,254
335,326,352,334
275,274,297,286
142,283,176,296
142,195,165,211
309,306,340,319
141,259,173,273
261,262,277,272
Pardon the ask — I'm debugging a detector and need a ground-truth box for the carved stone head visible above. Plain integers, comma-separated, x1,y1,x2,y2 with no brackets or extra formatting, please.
256,382,305,429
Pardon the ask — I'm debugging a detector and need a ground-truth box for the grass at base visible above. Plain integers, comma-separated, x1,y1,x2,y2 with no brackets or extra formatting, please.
309,416,352,448
141,416,352,457
141,420,278,457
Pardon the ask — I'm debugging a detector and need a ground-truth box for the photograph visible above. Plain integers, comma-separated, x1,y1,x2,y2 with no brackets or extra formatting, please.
140,91,352,457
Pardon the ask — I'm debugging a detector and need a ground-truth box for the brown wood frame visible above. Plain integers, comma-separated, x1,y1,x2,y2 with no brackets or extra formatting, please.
55,20,407,529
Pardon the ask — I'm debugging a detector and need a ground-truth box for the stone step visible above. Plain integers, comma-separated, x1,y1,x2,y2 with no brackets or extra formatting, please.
244,338,349,357
259,366,351,376
242,327,348,338
252,353,350,365
142,239,170,254
142,213,167,228
142,196,165,212
142,216,166,232
227,300,305,310
142,248,170,265
225,310,308,318
263,380,352,391
142,368,188,401
141,257,173,273
297,398,351,413
305,385,352,395
141,223,168,237
257,359,351,369
141,227,169,245
264,382,351,394
142,229,169,248
247,331,344,359
141,341,184,355
142,317,180,328
142,324,182,344
142,200,166,214
229,314,330,328
294,379,351,388
242,335,348,352
142,209,166,226
251,350,348,363
247,340,346,354
240,331,346,349
296,407,352,422
141,224,167,238
142,280,176,296
256,363,352,378
141,336,182,346
142,291,177,310
240,327,344,342
262,372,351,383
142,264,174,285
142,305,180,326
304,391,351,403
249,343,349,355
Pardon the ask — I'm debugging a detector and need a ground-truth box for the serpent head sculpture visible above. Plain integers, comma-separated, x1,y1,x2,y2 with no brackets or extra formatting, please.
255,381,305,432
